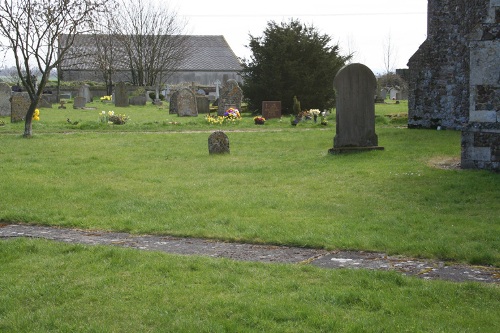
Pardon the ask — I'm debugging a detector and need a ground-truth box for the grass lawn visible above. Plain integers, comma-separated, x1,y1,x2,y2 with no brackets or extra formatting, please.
1,100,499,331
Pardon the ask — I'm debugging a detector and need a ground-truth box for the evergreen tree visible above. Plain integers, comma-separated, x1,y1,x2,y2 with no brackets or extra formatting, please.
241,19,350,114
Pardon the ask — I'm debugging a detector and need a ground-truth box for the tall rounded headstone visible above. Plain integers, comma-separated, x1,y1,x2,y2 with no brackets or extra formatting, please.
329,63,383,154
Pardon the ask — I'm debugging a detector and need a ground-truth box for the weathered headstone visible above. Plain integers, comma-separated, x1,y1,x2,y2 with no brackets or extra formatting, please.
130,96,147,105
218,79,242,116
115,82,129,107
329,63,383,154
177,88,198,117
37,97,52,109
11,93,31,123
208,131,230,154
78,84,92,103
73,96,87,109
262,101,282,120
169,90,179,114
0,83,11,116
196,96,210,114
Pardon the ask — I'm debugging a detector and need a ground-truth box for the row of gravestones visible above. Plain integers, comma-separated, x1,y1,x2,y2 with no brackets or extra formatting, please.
170,79,243,117
4,63,380,154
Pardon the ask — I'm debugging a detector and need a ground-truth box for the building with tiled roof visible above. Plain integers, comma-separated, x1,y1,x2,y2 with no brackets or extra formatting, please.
59,35,243,85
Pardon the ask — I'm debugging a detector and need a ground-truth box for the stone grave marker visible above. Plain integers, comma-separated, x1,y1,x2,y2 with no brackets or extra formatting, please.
37,97,52,109
78,84,92,103
0,82,11,116
130,96,147,105
218,79,242,116
115,82,129,107
262,101,282,119
11,93,31,122
177,88,198,117
73,96,87,109
208,131,230,154
329,63,383,154
197,96,210,114
169,90,179,114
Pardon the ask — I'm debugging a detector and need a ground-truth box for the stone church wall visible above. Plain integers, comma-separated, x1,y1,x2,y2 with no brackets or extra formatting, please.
407,0,489,129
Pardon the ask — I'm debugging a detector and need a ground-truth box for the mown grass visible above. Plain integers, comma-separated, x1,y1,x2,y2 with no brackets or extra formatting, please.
1,100,499,331
1,100,498,266
0,238,499,332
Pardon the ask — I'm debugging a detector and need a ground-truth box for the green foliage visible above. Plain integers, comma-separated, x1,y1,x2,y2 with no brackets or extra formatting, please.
292,95,301,114
241,19,349,114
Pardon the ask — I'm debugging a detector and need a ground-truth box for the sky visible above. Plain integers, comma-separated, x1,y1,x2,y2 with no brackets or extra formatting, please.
169,0,428,75
0,0,428,76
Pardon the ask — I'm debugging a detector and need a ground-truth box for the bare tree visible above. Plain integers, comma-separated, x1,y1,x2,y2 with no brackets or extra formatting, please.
382,32,398,74
113,0,190,87
90,13,120,95
0,0,110,137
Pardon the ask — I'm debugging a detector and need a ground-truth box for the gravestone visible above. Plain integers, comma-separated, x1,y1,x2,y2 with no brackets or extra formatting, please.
37,97,52,109
208,131,230,154
218,79,242,116
177,88,198,117
169,90,179,114
0,83,11,116
262,101,282,119
73,96,86,109
78,84,92,103
196,96,210,114
329,63,383,154
115,82,129,107
130,96,147,105
11,93,31,122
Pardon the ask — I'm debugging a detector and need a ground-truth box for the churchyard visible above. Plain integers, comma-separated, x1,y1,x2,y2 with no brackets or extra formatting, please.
0,95,499,331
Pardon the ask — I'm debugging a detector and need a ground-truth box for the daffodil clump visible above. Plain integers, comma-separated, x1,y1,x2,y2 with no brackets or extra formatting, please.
205,114,226,125
99,110,129,125
32,109,40,121
100,95,112,101
205,108,242,125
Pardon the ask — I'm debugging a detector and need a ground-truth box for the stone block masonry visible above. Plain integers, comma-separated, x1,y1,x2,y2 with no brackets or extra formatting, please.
407,0,489,130
461,0,500,172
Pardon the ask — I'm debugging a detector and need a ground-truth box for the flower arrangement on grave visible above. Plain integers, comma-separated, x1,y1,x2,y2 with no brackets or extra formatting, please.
32,109,40,121
309,109,320,123
99,110,129,125
253,116,266,125
321,116,328,125
223,107,241,119
100,95,112,102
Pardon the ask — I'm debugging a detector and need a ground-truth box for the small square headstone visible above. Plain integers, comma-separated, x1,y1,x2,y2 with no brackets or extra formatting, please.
262,101,281,119
73,96,86,109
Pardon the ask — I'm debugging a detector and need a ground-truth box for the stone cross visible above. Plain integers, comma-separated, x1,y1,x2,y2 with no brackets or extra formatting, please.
329,63,383,154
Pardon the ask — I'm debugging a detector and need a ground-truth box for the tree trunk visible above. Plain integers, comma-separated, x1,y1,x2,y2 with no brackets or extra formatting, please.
23,101,38,138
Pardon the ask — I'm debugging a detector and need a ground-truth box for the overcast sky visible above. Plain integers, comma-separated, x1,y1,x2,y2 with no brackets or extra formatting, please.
170,0,428,75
